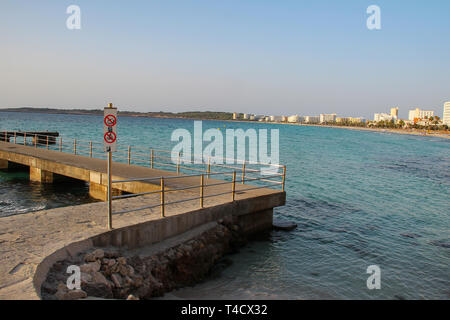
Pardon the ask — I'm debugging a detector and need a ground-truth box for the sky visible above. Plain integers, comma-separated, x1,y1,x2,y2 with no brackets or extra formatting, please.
1,0,450,119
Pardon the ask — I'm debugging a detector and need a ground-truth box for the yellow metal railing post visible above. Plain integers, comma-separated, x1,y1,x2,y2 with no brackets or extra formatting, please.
14,132,16,144
200,174,204,208
89,141,93,158
151,149,154,168
232,171,236,201
160,177,165,217
177,152,181,174
59,137,62,152
74,139,77,155
46,135,49,150
128,146,131,165
282,165,286,192
4,130,7,142
23,132,26,146
207,157,211,178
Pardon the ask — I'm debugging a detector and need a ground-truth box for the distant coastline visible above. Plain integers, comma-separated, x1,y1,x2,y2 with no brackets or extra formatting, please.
2,107,449,140
0,107,234,121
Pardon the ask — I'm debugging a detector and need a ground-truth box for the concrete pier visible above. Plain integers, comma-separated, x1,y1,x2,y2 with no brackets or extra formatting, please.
0,141,178,200
0,159,7,169
0,140,286,300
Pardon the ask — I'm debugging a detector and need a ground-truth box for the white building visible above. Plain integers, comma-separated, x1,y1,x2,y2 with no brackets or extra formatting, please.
270,115,284,122
408,108,434,121
243,114,249,120
319,113,337,123
305,116,320,124
374,113,394,122
443,102,450,126
232,113,238,120
390,107,399,120
287,115,299,123
250,115,265,121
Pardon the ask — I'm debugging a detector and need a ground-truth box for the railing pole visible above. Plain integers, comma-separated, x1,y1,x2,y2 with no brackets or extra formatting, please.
14,132,16,144
24,132,26,146
282,165,286,192
73,139,77,155
4,130,7,142
89,141,93,158
160,177,165,217
242,160,246,184
200,174,204,208
59,137,62,152
46,135,49,150
207,157,211,178
128,146,131,165
232,171,236,201
177,152,181,174
34,134,37,147
151,149,154,168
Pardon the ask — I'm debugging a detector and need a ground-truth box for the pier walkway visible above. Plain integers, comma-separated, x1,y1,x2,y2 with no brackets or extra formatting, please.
0,136,286,299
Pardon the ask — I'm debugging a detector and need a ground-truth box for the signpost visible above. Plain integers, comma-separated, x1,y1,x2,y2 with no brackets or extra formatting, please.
104,103,117,230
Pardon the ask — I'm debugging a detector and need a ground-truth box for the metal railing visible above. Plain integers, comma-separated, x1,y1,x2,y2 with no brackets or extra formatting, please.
110,168,285,217
1,130,285,181
2,130,286,228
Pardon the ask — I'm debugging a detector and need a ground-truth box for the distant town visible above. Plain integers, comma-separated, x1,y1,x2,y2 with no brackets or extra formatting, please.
232,102,450,131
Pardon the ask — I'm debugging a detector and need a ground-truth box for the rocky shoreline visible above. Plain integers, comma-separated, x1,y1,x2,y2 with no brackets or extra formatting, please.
41,218,248,300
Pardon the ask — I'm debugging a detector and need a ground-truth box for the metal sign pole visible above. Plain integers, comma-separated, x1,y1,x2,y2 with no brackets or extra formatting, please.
107,148,112,230
104,102,117,230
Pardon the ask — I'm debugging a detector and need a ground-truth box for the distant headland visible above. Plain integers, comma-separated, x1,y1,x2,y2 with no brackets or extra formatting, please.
0,107,234,121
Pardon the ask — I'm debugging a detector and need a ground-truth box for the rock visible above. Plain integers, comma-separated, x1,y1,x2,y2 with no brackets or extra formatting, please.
82,283,113,299
54,283,68,300
80,272,93,284
128,265,135,277
84,249,104,262
104,249,120,258
55,284,87,300
272,220,297,231
133,276,143,288
80,261,101,273
124,275,134,286
111,273,123,288
119,264,130,277
65,289,87,300
117,257,127,265
92,249,105,259
127,294,139,300
57,282,68,293
92,271,112,288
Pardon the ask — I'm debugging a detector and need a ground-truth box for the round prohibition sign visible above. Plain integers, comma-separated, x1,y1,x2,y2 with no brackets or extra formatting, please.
104,114,117,127
104,131,117,144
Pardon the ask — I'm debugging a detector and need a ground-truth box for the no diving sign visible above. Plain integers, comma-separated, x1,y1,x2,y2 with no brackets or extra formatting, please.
104,107,117,152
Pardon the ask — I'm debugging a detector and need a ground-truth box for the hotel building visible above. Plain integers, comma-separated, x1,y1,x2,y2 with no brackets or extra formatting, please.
408,108,434,121
319,113,337,123
444,102,450,126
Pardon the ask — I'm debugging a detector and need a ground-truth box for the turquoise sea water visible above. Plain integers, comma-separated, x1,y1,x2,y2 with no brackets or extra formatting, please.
0,111,449,299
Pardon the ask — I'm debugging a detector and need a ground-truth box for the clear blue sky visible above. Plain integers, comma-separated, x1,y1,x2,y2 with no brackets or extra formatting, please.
1,0,449,118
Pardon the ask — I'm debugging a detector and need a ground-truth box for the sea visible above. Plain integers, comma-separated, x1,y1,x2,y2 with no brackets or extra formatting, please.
0,111,449,299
